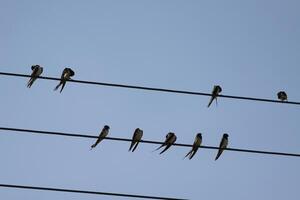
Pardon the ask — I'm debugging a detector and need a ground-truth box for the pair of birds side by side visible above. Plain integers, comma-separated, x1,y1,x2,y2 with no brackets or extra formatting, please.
183,133,229,160
90,125,229,161
27,65,75,93
207,85,288,108
90,126,143,152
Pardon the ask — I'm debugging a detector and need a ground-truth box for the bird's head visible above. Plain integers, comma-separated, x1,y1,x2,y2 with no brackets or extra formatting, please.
31,65,39,70
277,91,287,100
104,125,110,130
223,133,229,138
64,68,75,76
215,85,222,93
69,69,75,76
167,132,175,138
196,133,202,138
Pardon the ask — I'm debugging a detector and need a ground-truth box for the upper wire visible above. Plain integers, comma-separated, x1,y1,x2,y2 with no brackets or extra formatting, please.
0,71,299,105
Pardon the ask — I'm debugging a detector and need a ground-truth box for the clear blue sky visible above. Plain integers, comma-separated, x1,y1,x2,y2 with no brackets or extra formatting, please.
1,0,300,199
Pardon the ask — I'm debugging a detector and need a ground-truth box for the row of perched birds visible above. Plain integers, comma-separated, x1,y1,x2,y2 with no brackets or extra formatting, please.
27,65,289,105
90,125,229,160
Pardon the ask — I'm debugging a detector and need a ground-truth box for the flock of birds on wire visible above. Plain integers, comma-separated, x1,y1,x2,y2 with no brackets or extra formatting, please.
90,125,229,160
25,65,290,160
27,65,289,102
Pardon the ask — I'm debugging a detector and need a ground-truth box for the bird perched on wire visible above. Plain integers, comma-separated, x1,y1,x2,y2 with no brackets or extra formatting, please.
154,132,177,154
277,91,288,101
184,133,202,160
128,128,143,152
27,65,43,88
54,68,75,93
90,125,110,150
207,85,222,108
215,133,229,161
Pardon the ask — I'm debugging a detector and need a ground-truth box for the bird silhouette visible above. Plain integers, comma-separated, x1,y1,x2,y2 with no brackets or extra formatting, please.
207,85,222,107
154,132,177,154
129,128,143,152
215,133,229,161
184,133,202,160
54,68,75,93
90,125,110,149
27,65,43,88
277,91,288,101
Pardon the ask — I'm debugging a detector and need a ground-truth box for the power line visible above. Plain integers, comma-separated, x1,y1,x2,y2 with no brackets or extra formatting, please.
1,127,299,158
0,183,188,200
0,71,299,105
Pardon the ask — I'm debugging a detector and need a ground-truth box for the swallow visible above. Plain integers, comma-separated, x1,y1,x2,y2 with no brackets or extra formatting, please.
277,91,288,101
154,132,177,154
54,68,75,93
184,133,202,160
129,128,143,152
27,65,43,88
207,85,222,108
90,125,110,149
215,133,229,161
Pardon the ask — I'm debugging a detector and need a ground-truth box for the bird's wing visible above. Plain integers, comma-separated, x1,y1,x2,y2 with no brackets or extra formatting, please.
164,134,174,144
31,67,39,77
61,70,67,79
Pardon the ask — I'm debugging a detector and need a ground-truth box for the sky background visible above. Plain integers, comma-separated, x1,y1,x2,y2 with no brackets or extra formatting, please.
0,0,300,199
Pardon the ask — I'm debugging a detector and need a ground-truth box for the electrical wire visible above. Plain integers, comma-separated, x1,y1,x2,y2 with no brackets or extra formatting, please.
0,127,299,158
0,71,299,105
0,183,188,200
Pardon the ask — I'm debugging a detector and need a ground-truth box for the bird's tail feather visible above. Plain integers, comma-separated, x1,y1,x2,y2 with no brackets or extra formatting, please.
189,148,198,160
207,96,214,108
27,78,34,88
54,82,61,91
60,81,66,93
27,82,32,88
132,142,140,152
128,141,135,152
215,149,223,161
90,138,103,150
152,144,164,152
184,149,193,159
90,144,96,150
159,145,171,154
